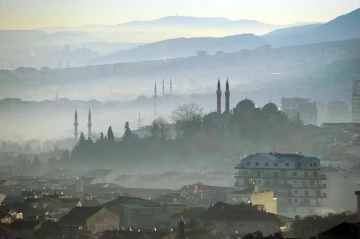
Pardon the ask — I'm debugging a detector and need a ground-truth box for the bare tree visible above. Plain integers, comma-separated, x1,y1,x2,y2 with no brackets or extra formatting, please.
171,103,203,138
150,117,169,140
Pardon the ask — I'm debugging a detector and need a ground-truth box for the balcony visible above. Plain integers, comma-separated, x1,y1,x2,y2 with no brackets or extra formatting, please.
235,164,244,169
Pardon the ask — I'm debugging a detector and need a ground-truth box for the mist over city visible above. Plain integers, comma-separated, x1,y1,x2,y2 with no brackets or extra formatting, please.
1,1,360,238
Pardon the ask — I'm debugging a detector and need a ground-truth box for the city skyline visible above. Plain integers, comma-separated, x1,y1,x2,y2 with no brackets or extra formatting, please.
0,0,359,29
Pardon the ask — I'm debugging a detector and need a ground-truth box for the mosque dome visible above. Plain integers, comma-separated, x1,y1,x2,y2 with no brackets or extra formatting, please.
236,98,256,110
262,102,279,115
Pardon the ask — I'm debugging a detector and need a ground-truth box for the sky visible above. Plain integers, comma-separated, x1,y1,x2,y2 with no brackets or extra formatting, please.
0,0,359,29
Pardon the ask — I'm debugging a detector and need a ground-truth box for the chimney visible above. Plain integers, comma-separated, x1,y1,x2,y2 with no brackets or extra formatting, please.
355,191,360,221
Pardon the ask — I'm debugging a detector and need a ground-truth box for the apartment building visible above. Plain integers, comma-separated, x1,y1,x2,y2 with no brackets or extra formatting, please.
234,152,327,218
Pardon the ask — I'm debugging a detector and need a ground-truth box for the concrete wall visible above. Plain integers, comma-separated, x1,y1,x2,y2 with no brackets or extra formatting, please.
251,191,277,214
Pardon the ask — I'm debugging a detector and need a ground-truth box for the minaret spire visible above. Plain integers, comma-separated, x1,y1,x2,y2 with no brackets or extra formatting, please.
154,82,157,119
87,108,92,139
74,108,78,141
170,78,172,95
225,77,230,114
216,78,221,114
162,78,165,97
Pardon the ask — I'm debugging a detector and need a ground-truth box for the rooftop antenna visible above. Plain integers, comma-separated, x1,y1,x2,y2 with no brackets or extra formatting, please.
138,112,141,130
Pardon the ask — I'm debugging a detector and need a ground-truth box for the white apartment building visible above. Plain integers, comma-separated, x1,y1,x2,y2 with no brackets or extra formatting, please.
234,152,327,218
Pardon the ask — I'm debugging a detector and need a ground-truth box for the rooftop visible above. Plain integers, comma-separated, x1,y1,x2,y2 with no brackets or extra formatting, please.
241,152,319,164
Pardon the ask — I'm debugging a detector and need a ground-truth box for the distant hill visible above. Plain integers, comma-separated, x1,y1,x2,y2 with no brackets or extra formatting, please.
89,33,267,64
263,24,322,40
121,16,271,28
267,8,360,46
0,30,101,48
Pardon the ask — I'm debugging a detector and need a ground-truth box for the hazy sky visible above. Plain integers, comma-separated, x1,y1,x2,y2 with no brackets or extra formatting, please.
0,0,359,29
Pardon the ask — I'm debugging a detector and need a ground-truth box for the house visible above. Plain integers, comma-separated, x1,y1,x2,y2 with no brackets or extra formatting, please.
9,220,41,239
227,182,278,214
3,204,46,221
24,196,81,213
169,207,206,228
0,180,13,186
104,196,164,228
34,221,62,239
59,206,120,235
318,222,360,239
2,196,26,205
20,190,47,199
102,230,176,239
198,202,281,236
80,176,105,185
0,194,5,204
0,209,12,224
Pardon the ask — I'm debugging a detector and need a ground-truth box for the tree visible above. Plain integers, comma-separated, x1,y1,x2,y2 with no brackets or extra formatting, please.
107,126,115,143
78,132,86,145
150,117,168,140
170,103,203,138
123,122,132,140
99,132,104,141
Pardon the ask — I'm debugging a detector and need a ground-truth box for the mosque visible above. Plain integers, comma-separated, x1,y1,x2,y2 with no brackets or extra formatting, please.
203,79,282,129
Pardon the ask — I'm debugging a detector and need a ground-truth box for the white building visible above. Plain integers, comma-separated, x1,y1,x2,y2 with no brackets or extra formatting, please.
234,152,327,218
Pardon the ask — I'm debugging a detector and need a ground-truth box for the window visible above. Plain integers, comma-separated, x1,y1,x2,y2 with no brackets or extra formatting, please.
305,172,308,178
304,190,309,197
309,163,313,167
256,162,259,166
274,163,278,167
257,180,261,184
247,162,250,166
294,181,298,185
244,171,248,175
257,171,261,177
314,163,317,167
294,190,298,195
293,172,297,176
313,172,318,177
285,163,289,166
294,199,298,203
265,162,269,166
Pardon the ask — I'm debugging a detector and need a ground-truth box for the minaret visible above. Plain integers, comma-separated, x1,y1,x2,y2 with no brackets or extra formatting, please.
216,78,221,114
87,108,92,139
74,108,79,141
138,112,141,130
154,82,157,119
170,78,172,95
225,78,230,114
162,78,165,97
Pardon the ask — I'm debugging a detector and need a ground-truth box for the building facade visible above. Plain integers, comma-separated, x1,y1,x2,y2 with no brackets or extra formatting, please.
234,152,327,218
281,98,318,125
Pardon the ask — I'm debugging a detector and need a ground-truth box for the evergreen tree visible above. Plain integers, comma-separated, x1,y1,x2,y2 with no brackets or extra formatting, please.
107,126,115,143
123,122,132,140
78,132,86,145
99,132,104,141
